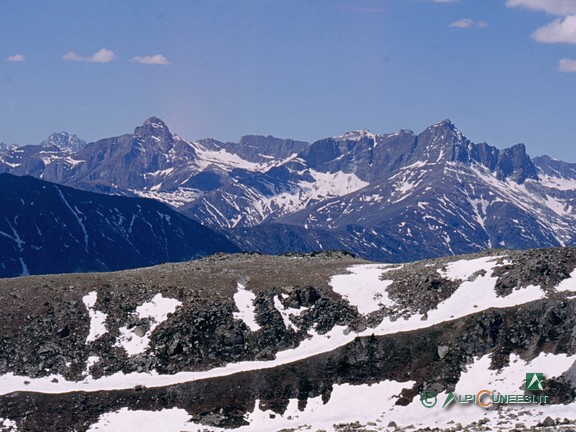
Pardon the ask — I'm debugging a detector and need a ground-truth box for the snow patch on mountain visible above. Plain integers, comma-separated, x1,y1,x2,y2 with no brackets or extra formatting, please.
87,407,191,432
233,283,260,332
0,417,17,431
83,291,108,343
330,264,400,314
258,170,369,221
556,268,576,292
131,187,202,208
273,294,308,330
0,254,564,397
115,294,181,356
191,142,268,172
334,129,377,142
84,351,576,431
539,173,576,191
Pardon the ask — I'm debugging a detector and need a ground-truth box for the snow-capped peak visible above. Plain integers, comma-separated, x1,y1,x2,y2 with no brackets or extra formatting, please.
143,116,168,130
40,132,87,153
336,129,377,141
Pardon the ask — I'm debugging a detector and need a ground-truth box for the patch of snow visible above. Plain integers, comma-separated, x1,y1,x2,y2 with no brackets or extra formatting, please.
438,256,508,281
273,295,308,330
240,380,411,432
87,408,191,432
83,291,108,343
0,418,18,431
145,167,174,178
330,264,400,314
556,268,576,292
360,193,383,203
308,169,369,198
230,169,369,227
115,294,181,356
63,156,84,166
85,356,100,374
334,129,377,142
539,173,576,191
468,196,490,229
388,166,428,203
131,187,202,208
278,170,367,210
2,161,21,168
544,195,573,217
56,188,89,252
233,283,260,331
18,258,29,277
192,144,267,171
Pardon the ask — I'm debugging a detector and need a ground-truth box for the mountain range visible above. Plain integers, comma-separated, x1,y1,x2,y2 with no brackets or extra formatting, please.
1,117,576,264
1,118,576,431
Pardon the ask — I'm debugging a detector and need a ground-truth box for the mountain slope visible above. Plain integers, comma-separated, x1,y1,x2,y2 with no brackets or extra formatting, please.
217,121,576,261
0,248,575,431
0,173,240,278
2,118,576,262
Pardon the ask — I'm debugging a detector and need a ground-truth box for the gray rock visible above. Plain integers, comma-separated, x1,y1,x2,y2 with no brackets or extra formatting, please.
438,345,449,359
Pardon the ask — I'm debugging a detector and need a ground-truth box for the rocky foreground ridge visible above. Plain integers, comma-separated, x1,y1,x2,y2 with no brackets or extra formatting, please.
0,248,576,431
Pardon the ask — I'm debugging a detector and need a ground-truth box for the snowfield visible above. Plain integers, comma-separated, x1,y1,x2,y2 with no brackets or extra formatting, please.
86,351,576,431
1,256,573,397
1,254,576,431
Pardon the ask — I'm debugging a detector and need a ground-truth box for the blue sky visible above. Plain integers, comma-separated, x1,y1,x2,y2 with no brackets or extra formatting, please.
2,0,576,161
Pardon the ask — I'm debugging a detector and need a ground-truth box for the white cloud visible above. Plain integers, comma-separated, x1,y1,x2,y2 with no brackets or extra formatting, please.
559,58,576,72
62,48,116,63
90,48,116,63
532,15,576,43
131,54,171,65
449,18,488,28
6,54,25,62
62,51,82,61
506,0,576,16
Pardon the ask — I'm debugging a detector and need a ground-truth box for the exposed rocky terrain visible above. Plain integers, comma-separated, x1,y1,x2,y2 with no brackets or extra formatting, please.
0,248,575,431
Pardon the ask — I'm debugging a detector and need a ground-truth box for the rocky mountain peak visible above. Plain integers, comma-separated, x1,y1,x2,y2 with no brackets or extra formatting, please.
423,119,462,141
533,155,576,179
495,143,539,183
133,117,175,150
433,118,455,129
234,135,309,162
143,116,168,129
0,142,18,154
413,119,469,164
134,117,171,136
40,132,86,153
336,129,376,142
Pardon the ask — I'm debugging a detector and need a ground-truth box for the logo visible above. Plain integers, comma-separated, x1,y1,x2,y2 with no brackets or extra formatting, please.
526,373,544,391
442,392,455,409
441,390,492,409
420,390,438,408
421,372,548,411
